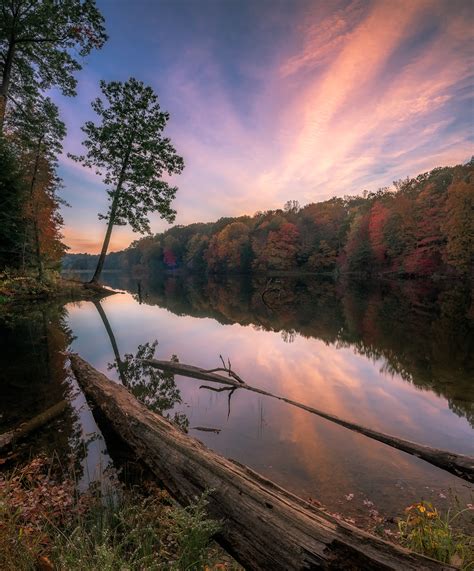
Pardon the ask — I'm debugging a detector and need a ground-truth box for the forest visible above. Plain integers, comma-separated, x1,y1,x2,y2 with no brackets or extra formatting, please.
1,1,473,570
64,161,474,279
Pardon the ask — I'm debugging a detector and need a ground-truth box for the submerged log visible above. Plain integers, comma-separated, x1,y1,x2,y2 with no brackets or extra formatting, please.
143,359,474,484
0,401,68,452
70,354,453,571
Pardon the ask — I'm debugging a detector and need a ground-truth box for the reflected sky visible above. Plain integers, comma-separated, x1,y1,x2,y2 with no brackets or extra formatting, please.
66,278,474,520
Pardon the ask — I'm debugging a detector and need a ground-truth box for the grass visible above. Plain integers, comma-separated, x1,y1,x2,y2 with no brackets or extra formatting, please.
398,500,474,569
0,456,238,570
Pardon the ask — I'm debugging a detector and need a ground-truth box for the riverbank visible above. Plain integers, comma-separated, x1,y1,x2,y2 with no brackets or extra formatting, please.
0,271,116,305
2,453,472,571
0,455,241,571
70,354,474,570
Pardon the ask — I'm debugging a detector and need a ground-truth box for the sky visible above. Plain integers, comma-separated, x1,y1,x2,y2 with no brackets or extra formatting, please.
55,0,474,253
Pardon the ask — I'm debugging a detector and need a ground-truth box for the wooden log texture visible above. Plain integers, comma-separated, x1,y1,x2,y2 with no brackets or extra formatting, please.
70,354,454,571
0,400,68,452
143,359,474,484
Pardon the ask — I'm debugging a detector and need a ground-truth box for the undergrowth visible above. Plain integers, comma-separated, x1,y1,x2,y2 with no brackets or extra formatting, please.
0,269,61,300
0,456,235,570
398,500,473,569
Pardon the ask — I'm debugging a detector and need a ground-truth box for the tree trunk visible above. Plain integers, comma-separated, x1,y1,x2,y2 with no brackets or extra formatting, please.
0,40,15,132
22,137,44,277
90,149,131,284
90,190,120,283
0,401,68,452
33,216,44,280
143,359,474,483
70,354,454,571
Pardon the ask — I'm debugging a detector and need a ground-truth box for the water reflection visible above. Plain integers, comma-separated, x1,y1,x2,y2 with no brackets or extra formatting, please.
93,300,188,431
61,272,474,521
0,304,74,457
98,273,473,428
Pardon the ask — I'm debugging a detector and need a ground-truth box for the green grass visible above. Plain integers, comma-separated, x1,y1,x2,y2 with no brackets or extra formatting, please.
50,491,221,570
398,500,474,569
0,456,235,570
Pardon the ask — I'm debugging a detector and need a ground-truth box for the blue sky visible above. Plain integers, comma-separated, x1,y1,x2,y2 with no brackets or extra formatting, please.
54,0,474,252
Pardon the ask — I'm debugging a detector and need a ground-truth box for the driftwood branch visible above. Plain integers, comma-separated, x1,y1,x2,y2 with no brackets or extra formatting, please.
142,359,474,483
0,401,68,452
70,354,452,571
202,354,245,384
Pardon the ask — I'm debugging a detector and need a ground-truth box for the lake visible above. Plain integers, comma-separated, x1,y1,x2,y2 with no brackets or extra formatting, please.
1,273,473,526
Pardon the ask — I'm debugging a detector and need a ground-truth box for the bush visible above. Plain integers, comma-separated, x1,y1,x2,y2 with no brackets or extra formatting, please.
398,500,474,569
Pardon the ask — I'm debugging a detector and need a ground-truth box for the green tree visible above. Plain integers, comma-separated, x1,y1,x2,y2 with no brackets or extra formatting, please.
70,78,184,283
344,213,373,272
0,0,107,129
0,136,28,267
185,233,209,272
442,178,474,274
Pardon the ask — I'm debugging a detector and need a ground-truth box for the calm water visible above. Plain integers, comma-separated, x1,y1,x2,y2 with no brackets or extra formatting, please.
1,274,473,524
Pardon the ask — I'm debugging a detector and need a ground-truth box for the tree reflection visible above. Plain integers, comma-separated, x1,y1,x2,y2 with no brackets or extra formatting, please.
108,342,188,432
115,273,473,427
0,303,75,461
93,300,188,432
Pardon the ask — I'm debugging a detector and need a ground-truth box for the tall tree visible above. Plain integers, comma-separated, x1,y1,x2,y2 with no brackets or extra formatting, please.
12,97,66,277
70,78,184,283
0,136,28,267
0,0,107,129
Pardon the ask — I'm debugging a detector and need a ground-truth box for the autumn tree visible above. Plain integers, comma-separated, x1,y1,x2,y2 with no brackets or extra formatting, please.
300,198,347,270
10,97,66,277
63,162,473,279
442,176,474,274
0,0,107,130
205,222,251,273
403,169,451,275
256,222,300,271
163,235,178,268
70,78,184,283
368,201,391,267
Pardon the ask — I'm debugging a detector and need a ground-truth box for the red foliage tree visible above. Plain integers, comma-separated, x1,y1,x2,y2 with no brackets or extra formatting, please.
163,248,177,268
368,201,390,267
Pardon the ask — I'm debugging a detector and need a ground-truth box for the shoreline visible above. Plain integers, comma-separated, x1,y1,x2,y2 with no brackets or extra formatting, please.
0,274,118,306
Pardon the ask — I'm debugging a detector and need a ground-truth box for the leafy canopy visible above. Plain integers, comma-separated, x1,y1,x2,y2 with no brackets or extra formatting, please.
70,78,185,233
11,97,66,162
0,0,107,104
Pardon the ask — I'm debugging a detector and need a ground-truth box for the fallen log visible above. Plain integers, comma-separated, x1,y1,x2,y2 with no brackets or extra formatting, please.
0,401,68,452
143,359,474,484
70,354,453,571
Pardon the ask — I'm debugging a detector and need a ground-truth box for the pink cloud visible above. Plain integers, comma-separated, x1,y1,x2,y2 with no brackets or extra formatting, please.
64,0,473,252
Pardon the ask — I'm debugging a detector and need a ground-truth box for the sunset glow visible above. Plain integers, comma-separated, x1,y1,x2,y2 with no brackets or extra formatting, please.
56,0,473,253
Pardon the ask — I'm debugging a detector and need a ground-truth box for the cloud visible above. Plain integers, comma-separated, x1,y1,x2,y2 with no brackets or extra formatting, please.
280,0,368,77
59,0,473,252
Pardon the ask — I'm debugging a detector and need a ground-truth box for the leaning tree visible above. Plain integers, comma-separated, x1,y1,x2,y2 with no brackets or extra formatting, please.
0,0,107,130
70,78,184,283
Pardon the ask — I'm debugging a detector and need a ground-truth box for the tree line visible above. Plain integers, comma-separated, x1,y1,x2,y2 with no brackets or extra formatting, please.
65,161,473,278
1,0,183,284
